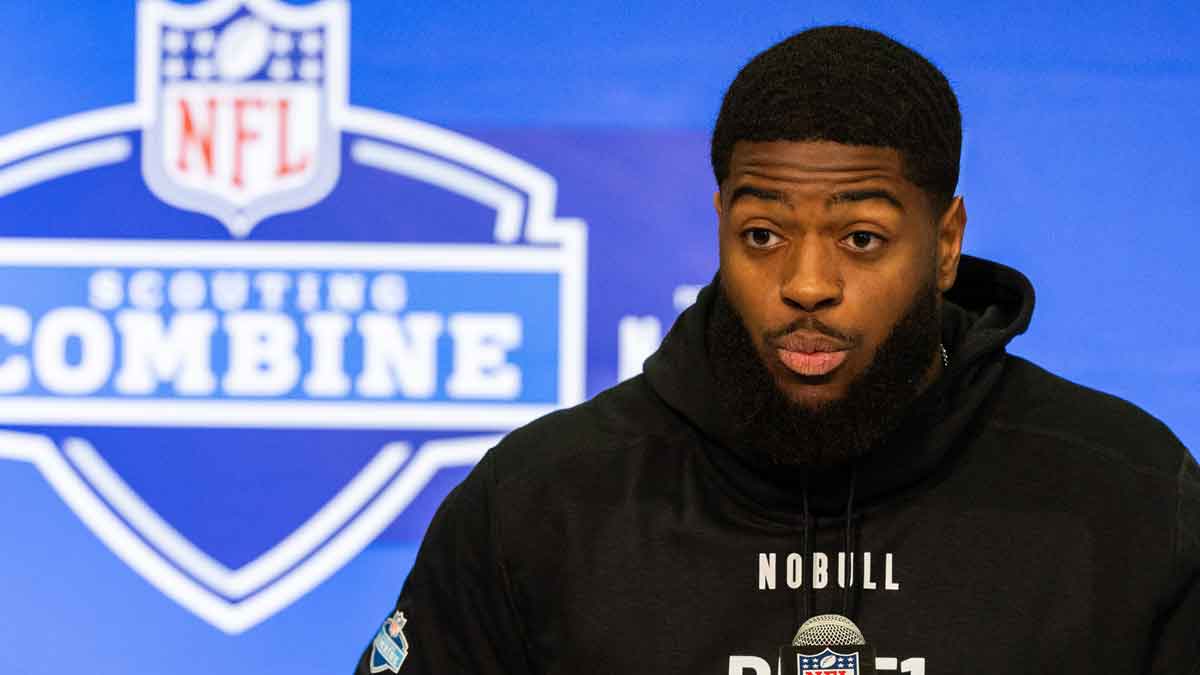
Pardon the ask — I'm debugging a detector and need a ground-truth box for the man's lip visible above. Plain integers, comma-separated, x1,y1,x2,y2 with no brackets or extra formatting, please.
770,331,853,377
771,331,852,353
776,348,849,377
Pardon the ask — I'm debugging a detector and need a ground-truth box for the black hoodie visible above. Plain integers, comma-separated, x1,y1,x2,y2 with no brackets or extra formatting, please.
356,255,1199,675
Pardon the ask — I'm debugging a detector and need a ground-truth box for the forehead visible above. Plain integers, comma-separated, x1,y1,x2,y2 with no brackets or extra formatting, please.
725,140,911,194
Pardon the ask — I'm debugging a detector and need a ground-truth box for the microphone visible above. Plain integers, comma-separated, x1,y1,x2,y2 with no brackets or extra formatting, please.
778,614,877,675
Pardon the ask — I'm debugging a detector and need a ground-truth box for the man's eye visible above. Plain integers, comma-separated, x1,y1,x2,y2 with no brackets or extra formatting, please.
743,228,781,249
844,231,885,252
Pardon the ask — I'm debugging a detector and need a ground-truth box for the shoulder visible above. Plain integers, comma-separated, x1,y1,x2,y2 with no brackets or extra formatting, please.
984,354,1189,479
981,355,1199,585
476,374,691,491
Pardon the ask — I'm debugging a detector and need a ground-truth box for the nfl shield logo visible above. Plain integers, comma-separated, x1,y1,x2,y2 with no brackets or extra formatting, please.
139,0,345,237
0,0,585,639
798,647,860,675
370,611,410,673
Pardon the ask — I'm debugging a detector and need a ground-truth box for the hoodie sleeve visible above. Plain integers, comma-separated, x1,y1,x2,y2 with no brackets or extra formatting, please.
354,452,532,675
1149,450,1200,675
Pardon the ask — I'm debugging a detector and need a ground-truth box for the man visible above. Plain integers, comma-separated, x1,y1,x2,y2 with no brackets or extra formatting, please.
357,26,1198,674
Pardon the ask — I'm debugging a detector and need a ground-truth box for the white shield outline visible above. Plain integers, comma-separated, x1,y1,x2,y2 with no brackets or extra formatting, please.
0,0,588,635
137,0,347,238
0,430,498,635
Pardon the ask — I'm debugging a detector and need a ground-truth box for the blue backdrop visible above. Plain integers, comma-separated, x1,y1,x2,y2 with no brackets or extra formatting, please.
0,2,1195,673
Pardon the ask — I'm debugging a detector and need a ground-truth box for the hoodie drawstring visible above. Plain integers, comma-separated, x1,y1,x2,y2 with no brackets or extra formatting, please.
842,465,858,619
801,480,811,624
801,481,813,623
796,466,859,629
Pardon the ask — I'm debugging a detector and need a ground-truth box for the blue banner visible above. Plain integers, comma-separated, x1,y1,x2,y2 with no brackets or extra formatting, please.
0,1,1194,673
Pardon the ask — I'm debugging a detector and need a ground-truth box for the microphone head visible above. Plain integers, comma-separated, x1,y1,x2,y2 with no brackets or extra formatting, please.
791,613,865,646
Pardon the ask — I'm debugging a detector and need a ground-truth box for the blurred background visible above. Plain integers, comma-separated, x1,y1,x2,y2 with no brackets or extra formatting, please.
0,1,1195,673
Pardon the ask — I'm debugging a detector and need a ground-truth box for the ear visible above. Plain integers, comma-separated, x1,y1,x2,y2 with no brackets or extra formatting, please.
936,196,967,292
712,190,722,218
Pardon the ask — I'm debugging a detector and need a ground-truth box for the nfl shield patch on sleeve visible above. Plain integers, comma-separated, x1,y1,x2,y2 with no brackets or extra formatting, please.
370,611,410,673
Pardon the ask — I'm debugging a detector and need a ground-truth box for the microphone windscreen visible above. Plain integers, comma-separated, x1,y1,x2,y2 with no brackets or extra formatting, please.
782,614,875,674
792,613,866,646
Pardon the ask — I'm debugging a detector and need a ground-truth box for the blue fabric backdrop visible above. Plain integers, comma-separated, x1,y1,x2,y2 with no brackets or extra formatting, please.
0,2,1194,673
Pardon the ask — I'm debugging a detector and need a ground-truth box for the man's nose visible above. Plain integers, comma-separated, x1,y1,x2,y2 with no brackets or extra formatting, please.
779,236,843,312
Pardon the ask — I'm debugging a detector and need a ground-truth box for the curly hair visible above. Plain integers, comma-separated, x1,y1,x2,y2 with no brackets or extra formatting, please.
711,26,962,214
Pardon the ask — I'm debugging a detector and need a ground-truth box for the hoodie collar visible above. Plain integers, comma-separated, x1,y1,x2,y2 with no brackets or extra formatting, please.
643,254,1035,519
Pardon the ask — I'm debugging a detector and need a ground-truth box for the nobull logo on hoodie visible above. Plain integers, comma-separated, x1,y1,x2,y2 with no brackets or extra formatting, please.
0,0,584,634
757,552,901,591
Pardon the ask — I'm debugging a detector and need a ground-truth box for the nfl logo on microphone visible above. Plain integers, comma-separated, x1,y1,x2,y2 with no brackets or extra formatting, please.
798,648,860,675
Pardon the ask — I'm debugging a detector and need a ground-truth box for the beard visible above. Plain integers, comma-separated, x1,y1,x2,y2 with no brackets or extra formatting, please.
707,276,942,469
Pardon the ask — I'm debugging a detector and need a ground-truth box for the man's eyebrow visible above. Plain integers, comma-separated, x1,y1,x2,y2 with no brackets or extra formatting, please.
828,188,904,211
728,185,789,208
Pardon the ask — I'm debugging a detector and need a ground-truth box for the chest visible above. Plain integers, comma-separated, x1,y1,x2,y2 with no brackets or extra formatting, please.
509,505,1156,674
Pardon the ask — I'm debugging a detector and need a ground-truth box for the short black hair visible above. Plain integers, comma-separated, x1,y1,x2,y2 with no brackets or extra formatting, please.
711,25,962,214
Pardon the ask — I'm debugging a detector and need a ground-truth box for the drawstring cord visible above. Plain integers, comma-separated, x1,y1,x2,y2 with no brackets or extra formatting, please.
801,480,813,622
791,482,810,632
796,466,858,626
842,465,858,618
